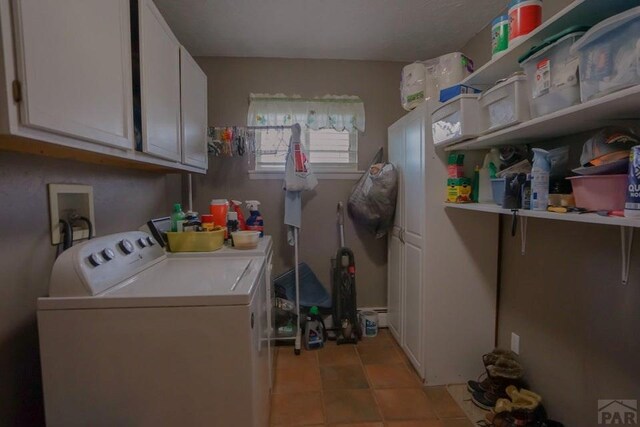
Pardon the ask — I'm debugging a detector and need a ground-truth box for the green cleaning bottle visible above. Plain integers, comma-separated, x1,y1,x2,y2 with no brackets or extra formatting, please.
304,306,325,350
170,203,186,232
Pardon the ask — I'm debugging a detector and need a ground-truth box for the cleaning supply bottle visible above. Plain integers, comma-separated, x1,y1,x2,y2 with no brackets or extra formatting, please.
226,211,239,245
304,306,325,350
170,203,186,232
230,200,247,230
530,148,551,211
472,165,480,203
245,200,264,237
625,146,640,218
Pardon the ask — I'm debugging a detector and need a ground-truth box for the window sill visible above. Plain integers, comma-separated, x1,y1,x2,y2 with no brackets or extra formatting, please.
248,170,365,180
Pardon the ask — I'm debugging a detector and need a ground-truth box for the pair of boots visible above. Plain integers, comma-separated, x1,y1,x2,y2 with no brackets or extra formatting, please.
486,385,543,426
468,349,525,411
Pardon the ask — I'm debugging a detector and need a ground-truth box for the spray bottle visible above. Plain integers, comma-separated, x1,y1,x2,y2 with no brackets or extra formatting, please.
245,200,264,237
230,200,247,230
304,306,325,350
530,148,550,211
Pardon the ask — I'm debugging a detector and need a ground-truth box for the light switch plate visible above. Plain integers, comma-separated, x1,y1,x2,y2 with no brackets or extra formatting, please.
511,332,520,355
48,184,95,245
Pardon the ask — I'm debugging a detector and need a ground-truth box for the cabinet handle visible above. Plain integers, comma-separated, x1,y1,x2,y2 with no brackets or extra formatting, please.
399,228,405,244
251,313,255,329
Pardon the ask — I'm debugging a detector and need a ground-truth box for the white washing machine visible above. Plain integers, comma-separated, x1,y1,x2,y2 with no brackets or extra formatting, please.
38,231,271,427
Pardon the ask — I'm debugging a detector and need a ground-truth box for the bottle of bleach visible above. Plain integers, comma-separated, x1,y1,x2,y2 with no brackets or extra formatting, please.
245,200,264,237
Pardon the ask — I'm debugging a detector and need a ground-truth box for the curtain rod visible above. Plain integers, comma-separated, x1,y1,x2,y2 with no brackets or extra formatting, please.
209,125,293,129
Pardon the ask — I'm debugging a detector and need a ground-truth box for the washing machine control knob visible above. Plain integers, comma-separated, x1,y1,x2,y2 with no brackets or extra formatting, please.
137,238,148,248
119,239,134,255
146,236,156,246
101,248,115,261
88,253,104,267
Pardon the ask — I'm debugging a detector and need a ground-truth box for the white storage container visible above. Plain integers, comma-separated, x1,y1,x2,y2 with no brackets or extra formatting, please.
520,30,586,117
571,7,640,102
479,74,531,133
432,94,482,147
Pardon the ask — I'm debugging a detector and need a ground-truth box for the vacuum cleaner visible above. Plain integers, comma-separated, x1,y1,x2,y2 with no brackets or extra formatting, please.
332,202,361,344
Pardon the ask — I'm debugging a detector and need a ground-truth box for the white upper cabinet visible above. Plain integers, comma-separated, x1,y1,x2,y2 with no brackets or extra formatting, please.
11,0,134,149
138,0,181,161
179,47,208,169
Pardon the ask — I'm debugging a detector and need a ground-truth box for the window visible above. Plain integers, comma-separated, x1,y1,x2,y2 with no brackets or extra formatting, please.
255,128,358,172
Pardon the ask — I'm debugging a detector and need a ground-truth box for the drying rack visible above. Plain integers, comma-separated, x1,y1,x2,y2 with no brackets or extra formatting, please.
204,124,303,354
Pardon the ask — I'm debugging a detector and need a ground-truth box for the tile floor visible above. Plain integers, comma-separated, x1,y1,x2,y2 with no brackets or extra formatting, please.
270,328,474,427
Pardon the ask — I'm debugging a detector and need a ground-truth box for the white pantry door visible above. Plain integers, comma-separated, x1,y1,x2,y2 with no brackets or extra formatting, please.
387,120,405,343
401,109,425,375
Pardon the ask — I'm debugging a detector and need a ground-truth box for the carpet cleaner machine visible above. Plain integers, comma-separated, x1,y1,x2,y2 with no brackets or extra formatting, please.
332,202,361,344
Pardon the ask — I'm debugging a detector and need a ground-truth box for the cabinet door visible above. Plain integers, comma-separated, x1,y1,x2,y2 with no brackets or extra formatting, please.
251,270,270,427
180,47,208,169
401,112,424,375
139,0,181,161
387,123,405,343
12,0,133,149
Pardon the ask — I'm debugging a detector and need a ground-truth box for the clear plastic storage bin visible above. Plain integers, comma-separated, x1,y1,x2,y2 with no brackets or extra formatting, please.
479,74,531,133
520,29,586,117
432,94,482,147
571,7,640,102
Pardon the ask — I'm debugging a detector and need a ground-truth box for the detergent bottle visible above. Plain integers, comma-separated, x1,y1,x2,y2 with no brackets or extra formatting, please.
304,306,325,350
245,200,264,237
230,200,247,230
530,148,551,211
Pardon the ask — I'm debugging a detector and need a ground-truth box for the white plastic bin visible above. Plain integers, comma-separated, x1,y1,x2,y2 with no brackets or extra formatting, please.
432,94,482,147
571,7,640,102
520,30,586,117
479,74,531,133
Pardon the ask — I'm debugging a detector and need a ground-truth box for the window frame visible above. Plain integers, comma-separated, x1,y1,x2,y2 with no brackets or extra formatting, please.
253,127,358,174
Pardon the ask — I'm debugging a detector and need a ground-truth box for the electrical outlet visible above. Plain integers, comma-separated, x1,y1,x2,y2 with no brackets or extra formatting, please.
48,184,95,245
511,332,520,355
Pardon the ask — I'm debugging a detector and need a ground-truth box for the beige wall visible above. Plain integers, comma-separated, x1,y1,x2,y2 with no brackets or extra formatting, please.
463,1,640,425
191,57,406,307
0,151,181,426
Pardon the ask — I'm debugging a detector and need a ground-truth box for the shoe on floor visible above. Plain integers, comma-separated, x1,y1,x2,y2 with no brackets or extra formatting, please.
467,373,491,394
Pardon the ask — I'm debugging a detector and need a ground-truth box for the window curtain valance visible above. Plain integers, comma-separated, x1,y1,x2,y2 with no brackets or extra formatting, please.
247,93,365,132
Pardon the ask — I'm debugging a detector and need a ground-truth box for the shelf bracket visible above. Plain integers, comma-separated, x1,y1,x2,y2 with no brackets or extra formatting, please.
520,215,528,256
621,226,634,285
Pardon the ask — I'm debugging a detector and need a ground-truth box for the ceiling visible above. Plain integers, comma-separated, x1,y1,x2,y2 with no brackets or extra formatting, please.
153,0,505,62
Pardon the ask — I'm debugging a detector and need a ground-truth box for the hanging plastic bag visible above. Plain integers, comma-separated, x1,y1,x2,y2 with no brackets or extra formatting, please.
283,123,318,192
347,148,398,238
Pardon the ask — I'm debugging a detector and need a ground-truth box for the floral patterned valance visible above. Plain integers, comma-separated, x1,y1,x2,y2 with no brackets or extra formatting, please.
247,93,365,132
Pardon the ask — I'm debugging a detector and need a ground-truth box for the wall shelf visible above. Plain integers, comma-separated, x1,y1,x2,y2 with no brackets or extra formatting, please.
462,0,638,88
444,84,640,152
445,202,638,284
445,202,640,228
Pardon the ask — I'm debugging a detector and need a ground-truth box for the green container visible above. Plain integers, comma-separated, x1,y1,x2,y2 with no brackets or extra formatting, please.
492,15,509,57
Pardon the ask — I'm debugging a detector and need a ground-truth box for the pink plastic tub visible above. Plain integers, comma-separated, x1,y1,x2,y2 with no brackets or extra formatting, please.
566,175,627,211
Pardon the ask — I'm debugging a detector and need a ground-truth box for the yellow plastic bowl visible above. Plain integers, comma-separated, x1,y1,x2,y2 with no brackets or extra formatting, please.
165,229,225,252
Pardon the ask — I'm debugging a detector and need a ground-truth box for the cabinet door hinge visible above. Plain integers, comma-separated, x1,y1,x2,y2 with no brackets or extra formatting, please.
12,80,22,103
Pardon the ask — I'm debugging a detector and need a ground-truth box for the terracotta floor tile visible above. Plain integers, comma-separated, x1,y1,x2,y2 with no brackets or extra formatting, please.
277,346,318,370
385,420,445,427
323,389,382,424
318,344,361,366
441,419,474,427
270,392,324,426
358,330,397,348
357,345,404,365
365,364,422,389
273,365,321,394
374,389,437,420
320,364,369,390
423,386,466,419
331,423,384,427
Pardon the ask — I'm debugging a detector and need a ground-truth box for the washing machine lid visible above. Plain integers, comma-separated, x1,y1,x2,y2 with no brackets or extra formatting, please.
38,256,265,310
